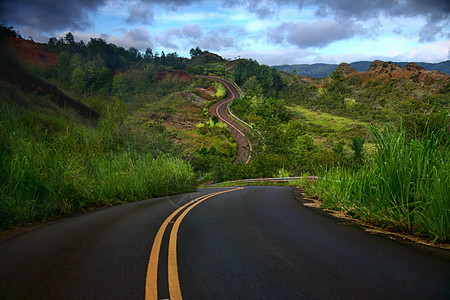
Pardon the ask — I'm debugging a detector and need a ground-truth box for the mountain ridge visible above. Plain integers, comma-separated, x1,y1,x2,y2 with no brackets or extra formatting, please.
273,60,450,78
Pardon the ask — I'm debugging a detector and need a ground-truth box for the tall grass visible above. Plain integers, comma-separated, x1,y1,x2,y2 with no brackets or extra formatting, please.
300,124,449,242
0,99,196,230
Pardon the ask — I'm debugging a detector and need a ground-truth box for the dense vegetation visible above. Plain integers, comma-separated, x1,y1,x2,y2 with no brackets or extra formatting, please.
299,124,449,242
1,25,448,242
0,78,196,228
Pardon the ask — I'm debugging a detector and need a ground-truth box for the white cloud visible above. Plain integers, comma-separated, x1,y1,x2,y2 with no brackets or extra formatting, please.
401,40,450,62
221,48,318,65
308,40,450,64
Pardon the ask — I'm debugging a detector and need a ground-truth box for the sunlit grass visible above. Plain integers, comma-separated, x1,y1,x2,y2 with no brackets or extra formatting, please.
287,104,369,135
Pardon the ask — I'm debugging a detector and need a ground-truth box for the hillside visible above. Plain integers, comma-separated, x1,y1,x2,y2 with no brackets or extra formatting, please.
274,60,450,78
0,44,99,119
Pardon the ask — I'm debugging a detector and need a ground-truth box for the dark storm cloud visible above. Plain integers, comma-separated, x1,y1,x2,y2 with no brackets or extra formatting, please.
123,0,200,25
0,0,106,32
313,0,449,24
269,20,365,48
418,22,449,43
125,2,155,25
236,0,450,21
312,0,450,42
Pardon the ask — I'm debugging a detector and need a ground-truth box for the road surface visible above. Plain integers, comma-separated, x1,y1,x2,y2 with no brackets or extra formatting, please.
208,77,252,164
0,186,448,299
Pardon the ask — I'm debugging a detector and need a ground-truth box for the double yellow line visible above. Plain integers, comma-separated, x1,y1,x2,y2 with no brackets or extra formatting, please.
145,187,243,300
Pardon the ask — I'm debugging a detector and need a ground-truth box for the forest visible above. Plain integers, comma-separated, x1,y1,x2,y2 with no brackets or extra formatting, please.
1,25,449,242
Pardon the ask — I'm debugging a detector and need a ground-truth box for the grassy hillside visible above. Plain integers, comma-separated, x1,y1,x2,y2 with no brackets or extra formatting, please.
0,75,199,229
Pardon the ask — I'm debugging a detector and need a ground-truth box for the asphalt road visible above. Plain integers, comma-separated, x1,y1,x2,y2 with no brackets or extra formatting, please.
208,77,252,163
0,186,448,299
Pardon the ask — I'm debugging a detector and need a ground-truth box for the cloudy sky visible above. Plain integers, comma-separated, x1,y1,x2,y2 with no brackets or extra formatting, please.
1,0,449,65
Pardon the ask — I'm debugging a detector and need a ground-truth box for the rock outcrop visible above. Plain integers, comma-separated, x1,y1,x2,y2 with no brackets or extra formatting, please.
404,62,426,73
368,60,403,74
336,62,357,76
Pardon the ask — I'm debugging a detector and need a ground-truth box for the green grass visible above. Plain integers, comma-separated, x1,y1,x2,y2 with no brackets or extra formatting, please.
287,104,369,136
298,124,449,243
0,91,196,230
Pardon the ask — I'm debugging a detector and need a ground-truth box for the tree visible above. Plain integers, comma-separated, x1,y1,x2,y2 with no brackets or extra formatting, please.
350,137,365,165
71,66,86,96
189,46,203,58
235,59,282,96
144,48,153,61
243,76,263,95
0,24,22,39
64,32,75,45
330,68,344,82
128,47,141,62
48,37,57,47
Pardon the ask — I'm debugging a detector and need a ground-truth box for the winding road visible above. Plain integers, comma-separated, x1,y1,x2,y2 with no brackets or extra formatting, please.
208,76,252,164
0,186,448,299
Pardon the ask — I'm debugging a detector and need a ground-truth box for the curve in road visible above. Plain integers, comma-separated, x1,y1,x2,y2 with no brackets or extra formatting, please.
208,76,252,164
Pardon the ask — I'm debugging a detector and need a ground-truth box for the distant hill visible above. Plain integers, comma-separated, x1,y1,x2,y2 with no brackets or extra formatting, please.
273,61,450,78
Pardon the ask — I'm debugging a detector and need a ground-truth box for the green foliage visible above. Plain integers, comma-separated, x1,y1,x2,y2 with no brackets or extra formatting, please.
243,75,263,95
344,98,356,110
300,124,449,242
215,82,226,99
330,68,344,82
350,136,365,165
231,92,289,124
234,59,282,96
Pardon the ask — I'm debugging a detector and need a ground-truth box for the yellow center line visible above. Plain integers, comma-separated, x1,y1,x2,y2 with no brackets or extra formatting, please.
145,187,243,300
168,187,242,299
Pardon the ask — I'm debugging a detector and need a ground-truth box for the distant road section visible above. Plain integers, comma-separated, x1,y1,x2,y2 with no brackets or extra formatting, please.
208,76,252,164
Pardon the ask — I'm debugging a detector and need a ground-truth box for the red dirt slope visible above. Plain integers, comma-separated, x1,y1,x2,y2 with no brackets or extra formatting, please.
6,37,57,67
